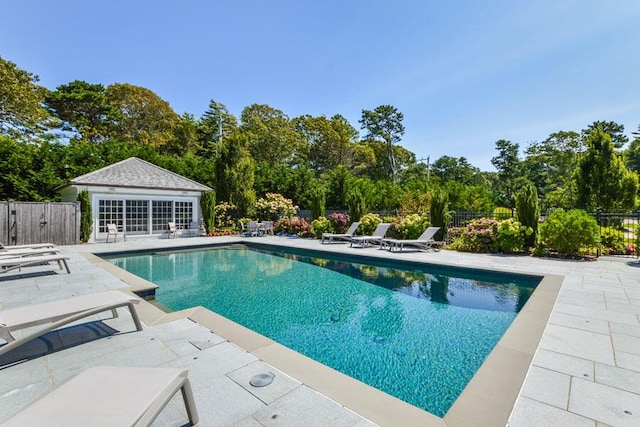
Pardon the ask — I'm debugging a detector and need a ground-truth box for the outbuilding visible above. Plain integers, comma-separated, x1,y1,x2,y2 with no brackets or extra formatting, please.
59,157,212,242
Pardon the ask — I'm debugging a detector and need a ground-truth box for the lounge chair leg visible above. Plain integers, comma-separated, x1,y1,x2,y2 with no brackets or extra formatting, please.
181,378,200,425
126,302,144,332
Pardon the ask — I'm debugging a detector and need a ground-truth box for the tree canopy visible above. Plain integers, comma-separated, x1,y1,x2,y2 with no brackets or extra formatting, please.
1,56,639,218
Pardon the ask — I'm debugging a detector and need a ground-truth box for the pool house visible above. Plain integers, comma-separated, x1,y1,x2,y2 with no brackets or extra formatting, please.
59,157,212,242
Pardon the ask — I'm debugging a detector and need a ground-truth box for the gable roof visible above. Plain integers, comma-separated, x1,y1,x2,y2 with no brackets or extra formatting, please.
66,157,212,192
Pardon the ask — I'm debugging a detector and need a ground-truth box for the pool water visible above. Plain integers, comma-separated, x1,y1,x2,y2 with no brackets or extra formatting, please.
107,246,538,417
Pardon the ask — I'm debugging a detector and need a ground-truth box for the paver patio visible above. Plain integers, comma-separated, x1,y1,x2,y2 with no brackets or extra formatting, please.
1,235,639,426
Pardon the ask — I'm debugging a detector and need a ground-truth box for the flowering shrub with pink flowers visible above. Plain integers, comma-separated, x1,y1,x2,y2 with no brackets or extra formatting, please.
274,217,310,237
328,212,350,233
450,218,499,252
449,217,531,253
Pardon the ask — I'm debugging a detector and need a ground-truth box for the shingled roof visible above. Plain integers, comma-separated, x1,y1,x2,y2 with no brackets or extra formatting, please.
67,157,212,192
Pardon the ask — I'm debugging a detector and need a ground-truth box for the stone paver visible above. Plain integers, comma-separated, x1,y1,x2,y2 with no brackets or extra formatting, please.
1,236,640,426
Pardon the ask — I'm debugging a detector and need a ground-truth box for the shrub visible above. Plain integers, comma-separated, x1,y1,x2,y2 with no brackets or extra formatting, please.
308,183,326,220
346,186,367,222
495,218,531,253
430,188,450,242
200,191,216,234
310,216,332,239
599,227,628,255
328,212,350,233
515,182,540,249
256,193,298,221
449,218,499,252
78,190,92,242
395,214,430,239
358,213,383,236
538,209,600,257
215,202,237,228
275,217,310,237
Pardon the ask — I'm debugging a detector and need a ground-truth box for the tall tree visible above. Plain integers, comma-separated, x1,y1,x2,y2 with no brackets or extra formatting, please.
352,139,415,180
491,140,522,207
523,131,582,209
293,114,357,173
240,104,302,166
45,80,112,143
582,120,628,149
105,83,179,147
359,105,405,183
431,155,481,185
625,125,640,174
215,131,255,217
575,127,638,210
0,56,50,138
198,99,237,154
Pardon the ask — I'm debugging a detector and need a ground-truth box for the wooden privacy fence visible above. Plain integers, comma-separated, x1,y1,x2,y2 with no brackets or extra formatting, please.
0,202,80,246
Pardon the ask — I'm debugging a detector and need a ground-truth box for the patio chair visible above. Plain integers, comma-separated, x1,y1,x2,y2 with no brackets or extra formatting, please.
350,223,391,248
106,223,119,243
381,226,444,252
262,220,274,235
0,290,143,357
0,253,71,275
1,366,199,426
186,220,201,237
242,220,260,237
167,222,177,238
321,222,361,244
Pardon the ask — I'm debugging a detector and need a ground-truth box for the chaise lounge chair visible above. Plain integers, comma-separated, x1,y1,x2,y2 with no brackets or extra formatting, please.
0,242,56,250
381,226,444,252
0,290,143,357
1,366,199,426
321,222,361,244
350,223,391,248
0,253,71,275
0,246,60,258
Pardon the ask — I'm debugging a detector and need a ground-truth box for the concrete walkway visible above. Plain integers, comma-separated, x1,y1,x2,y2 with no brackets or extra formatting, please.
0,235,639,426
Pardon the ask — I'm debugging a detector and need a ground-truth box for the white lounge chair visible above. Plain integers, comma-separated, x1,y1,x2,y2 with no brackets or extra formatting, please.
350,223,391,248
0,242,56,250
0,247,60,258
382,226,443,252
321,222,360,244
1,366,199,426
0,290,142,357
0,253,71,275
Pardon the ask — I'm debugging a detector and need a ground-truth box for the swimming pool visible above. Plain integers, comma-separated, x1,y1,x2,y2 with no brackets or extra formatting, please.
106,245,540,417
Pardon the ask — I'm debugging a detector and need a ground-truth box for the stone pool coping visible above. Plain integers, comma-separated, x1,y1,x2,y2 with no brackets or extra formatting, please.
91,238,562,427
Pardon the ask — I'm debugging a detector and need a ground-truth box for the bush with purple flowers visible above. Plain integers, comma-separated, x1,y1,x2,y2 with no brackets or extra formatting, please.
328,212,350,233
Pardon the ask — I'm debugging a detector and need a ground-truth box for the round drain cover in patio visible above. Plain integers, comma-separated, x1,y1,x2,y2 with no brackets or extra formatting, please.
250,372,275,387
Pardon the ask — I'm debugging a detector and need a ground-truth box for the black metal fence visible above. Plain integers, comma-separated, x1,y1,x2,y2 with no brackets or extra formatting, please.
298,208,640,257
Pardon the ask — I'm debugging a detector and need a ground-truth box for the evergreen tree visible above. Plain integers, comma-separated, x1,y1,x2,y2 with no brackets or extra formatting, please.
575,128,638,210
200,191,216,234
429,188,450,242
515,181,540,249
78,190,92,242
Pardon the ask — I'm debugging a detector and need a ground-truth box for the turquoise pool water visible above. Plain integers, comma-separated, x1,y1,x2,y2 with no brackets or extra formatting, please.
106,245,538,416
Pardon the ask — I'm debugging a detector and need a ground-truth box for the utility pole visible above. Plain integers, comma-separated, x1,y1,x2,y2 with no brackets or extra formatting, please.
417,156,430,183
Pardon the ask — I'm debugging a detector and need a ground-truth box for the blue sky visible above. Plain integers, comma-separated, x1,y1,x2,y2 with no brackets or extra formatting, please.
2,1,639,170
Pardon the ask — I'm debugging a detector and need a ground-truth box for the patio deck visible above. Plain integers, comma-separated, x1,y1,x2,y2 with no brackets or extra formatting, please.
0,235,639,426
